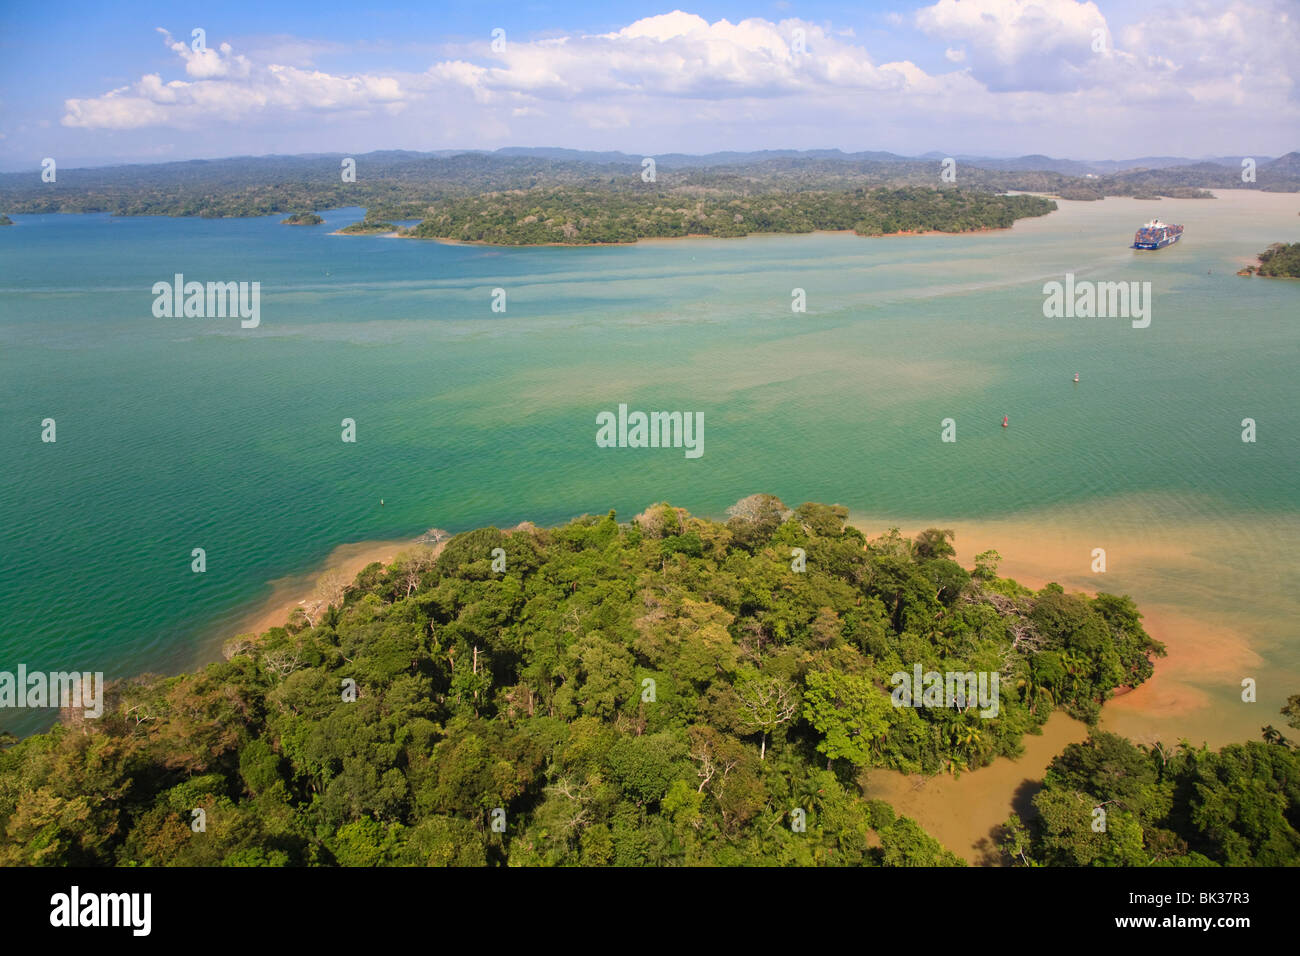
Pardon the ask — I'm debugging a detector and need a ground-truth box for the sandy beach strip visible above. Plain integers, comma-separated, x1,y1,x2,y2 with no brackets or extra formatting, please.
228,537,422,639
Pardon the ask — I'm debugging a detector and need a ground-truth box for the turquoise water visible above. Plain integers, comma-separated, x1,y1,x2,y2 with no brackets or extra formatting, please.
1,194,1297,738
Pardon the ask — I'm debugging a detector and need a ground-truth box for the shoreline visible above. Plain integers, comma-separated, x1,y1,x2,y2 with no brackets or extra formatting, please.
842,511,1252,864
863,710,1091,865
224,537,419,641
846,508,1284,752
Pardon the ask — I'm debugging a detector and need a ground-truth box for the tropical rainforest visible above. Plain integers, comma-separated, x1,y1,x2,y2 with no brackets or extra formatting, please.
8,496,1291,868
1009,725,1300,866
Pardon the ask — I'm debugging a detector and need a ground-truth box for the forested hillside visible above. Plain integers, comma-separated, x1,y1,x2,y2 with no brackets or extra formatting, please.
0,496,1182,866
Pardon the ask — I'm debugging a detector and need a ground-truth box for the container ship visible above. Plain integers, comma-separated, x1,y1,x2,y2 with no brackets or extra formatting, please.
1132,218,1183,250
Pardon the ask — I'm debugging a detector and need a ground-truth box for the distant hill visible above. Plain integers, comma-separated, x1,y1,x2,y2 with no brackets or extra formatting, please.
1096,157,1300,194
0,146,1294,220
960,154,1099,176
1263,151,1300,176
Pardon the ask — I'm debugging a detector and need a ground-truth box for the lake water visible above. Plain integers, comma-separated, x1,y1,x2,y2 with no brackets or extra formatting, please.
1,192,1297,746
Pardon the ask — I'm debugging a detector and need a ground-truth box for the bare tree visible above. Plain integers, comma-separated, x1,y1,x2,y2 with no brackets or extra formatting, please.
634,502,689,539
734,673,800,760
546,775,594,833
725,493,792,525
689,730,739,794
222,634,257,661
123,703,156,735
263,647,303,677
394,546,439,598
736,618,768,666
1008,619,1045,653
303,570,350,627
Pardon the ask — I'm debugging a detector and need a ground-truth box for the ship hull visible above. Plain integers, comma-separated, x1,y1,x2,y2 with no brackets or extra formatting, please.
1133,233,1181,250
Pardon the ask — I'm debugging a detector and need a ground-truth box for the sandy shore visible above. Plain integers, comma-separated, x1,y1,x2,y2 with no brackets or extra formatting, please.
228,537,420,639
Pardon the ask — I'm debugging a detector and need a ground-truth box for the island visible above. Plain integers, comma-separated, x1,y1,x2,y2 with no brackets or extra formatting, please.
337,219,397,235
0,214,12,226
280,212,324,226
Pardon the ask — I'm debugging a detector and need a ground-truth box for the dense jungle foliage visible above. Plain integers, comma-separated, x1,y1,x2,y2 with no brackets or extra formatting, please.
0,496,1199,867
1006,718,1300,867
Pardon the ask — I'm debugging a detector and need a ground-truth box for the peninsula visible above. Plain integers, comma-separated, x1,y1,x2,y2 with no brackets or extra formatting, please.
28,497,1300,869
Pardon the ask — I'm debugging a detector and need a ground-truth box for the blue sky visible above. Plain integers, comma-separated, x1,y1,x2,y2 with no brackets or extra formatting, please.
1,0,1295,170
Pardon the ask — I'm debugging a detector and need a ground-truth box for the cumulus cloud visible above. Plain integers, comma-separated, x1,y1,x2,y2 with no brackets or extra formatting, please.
915,0,1298,104
160,29,253,80
431,12,909,101
916,0,1111,92
1117,0,1299,106
55,4,1299,157
63,29,407,129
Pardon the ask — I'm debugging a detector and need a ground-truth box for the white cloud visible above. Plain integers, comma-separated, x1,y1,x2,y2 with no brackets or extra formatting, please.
54,5,1299,157
159,29,253,80
916,0,1110,92
63,30,409,129
1117,0,1299,107
437,12,909,101
914,0,1298,108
